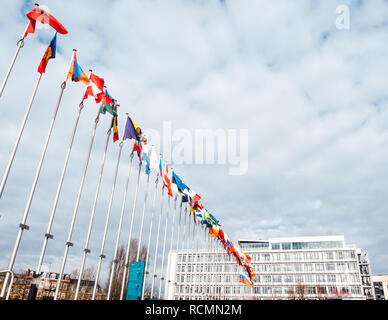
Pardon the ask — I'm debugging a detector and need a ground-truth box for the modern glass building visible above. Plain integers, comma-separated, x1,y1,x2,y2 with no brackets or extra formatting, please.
164,235,374,300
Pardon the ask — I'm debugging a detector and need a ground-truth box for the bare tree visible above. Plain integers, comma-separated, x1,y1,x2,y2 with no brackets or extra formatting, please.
295,280,307,300
105,239,147,300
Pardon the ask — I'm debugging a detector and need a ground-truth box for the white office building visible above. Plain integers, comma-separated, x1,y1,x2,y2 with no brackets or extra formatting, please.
164,235,374,300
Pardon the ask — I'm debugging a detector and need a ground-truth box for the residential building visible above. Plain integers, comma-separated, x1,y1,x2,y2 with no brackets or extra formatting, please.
0,270,106,300
165,235,374,300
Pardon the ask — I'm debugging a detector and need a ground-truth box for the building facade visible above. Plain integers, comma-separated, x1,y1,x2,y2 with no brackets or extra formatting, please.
0,270,106,300
165,235,374,300
372,275,388,300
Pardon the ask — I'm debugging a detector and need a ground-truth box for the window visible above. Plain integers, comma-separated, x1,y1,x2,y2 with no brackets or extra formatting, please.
253,286,261,294
316,274,325,283
273,275,282,284
294,264,303,272
326,263,336,271
327,275,336,283
305,275,314,283
261,253,271,261
304,264,313,272
337,263,346,271
315,263,325,271
336,251,344,260
271,243,280,250
281,243,291,250
326,252,334,260
262,287,272,295
283,275,294,283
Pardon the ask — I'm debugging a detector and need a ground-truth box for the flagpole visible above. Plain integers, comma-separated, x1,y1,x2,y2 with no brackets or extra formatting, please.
107,118,133,300
91,120,126,300
165,194,177,295
36,94,88,274
119,160,142,300
169,195,178,253
141,173,159,300
135,168,151,262
182,205,187,252
176,197,183,251
36,63,87,275
54,104,102,300
0,73,42,200
74,118,113,300
150,185,164,299
158,194,171,299
0,10,35,99
0,75,66,297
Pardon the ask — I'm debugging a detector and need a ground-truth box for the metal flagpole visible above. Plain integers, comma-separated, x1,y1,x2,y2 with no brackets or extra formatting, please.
150,185,164,298
166,194,177,294
107,135,133,300
119,159,142,300
0,73,42,200
135,168,151,262
54,104,102,300
91,121,124,301
141,174,159,300
36,97,85,274
0,76,67,297
176,197,183,251
0,12,34,98
169,195,178,253
182,205,187,251
158,194,171,299
188,208,191,251
74,117,114,300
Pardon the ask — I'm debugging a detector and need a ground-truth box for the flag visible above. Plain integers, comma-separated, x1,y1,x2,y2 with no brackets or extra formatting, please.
132,139,143,162
123,116,140,140
90,73,104,91
239,274,254,288
111,116,119,142
83,72,104,100
66,52,89,85
142,140,151,174
104,88,119,107
100,102,117,117
163,164,173,197
172,171,189,194
190,207,197,225
37,32,56,74
209,226,220,238
23,6,68,39
241,252,252,264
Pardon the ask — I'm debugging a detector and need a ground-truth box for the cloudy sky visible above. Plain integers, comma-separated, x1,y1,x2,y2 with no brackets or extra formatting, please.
1,0,388,290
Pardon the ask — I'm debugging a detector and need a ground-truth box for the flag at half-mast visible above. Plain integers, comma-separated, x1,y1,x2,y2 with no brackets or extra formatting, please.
66,51,89,85
23,6,68,39
37,32,57,74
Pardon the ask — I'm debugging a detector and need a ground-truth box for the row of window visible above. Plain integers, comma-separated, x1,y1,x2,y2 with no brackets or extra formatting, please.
175,273,361,285
177,262,359,273
177,250,356,263
174,285,362,296
269,241,344,251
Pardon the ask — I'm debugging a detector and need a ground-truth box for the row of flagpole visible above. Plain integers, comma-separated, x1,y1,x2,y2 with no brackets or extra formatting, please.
1,3,257,300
